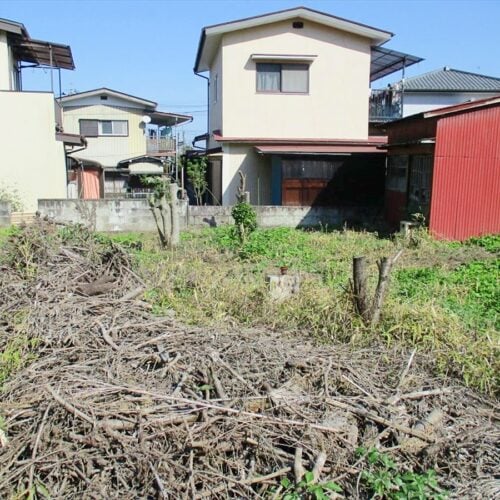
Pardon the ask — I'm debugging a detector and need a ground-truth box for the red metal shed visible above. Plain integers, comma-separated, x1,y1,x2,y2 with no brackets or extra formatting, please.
384,96,500,240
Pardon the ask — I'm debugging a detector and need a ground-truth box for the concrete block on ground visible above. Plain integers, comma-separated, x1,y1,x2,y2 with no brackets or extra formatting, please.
266,273,300,301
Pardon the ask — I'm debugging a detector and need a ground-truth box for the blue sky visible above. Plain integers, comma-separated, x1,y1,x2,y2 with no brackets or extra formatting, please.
2,0,499,142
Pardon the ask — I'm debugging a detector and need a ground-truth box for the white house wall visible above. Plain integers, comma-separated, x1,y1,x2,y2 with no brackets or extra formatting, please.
403,92,500,117
208,49,223,149
0,91,66,211
222,144,272,205
0,31,12,90
220,19,371,140
62,104,147,168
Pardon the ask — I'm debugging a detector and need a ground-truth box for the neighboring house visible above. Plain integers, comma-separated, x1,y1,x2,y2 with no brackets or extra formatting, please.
0,18,83,213
59,88,191,198
193,6,422,207
370,67,500,123
384,95,500,240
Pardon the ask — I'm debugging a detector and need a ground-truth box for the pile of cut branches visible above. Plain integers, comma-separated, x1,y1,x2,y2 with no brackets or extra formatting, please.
0,220,498,498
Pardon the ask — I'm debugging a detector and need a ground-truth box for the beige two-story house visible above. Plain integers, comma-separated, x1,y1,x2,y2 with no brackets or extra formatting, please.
194,7,421,207
60,88,191,198
0,18,82,213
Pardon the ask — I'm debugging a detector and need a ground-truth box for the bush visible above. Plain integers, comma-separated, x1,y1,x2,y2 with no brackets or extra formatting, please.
231,202,257,243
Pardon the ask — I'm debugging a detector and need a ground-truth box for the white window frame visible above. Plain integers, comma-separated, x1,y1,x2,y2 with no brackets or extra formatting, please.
98,120,128,137
256,62,310,94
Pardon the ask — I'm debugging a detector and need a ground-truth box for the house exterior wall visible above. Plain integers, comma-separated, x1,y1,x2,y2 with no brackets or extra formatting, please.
221,144,272,205
403,92,500,117
62,104,147,168
220,19,371,140
0,91,66,212
0,30,17,90
208,49,223,149
429,105,500,240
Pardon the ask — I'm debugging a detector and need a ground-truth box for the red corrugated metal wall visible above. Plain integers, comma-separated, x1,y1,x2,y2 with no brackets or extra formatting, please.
429,105,500,240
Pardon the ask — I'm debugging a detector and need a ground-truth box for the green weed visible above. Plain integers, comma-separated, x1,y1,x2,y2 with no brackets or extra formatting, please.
357,447,447,499
137,226,499,393
273,471,342,500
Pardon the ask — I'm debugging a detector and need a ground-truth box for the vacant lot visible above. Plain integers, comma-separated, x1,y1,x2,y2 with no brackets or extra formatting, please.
133,226,498,394
0,221,498,498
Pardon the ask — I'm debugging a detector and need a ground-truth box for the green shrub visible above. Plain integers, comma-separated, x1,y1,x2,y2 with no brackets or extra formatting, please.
231,202,257,243
357,447,447,500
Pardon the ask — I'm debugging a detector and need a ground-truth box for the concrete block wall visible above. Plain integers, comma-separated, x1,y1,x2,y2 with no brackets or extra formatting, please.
38,199,188,233
0,201,11,227
38,199,378,232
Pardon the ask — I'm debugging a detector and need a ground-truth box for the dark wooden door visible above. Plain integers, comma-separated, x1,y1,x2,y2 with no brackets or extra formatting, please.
282,179,328,206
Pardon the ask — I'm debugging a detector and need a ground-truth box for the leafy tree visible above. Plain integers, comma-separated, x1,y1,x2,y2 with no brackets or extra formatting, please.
186,156,208,206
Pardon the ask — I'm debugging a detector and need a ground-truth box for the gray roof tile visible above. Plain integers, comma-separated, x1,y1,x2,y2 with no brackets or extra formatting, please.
402,67,500,92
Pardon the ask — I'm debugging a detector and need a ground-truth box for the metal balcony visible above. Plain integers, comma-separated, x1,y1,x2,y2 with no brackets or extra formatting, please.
146,136,176,155
369,89,402,123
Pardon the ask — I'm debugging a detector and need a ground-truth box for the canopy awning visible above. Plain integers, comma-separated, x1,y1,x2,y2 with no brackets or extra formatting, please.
117,155,166,169
150,111,192,127
68,157,102,170
370,46,423,82
255,143,385,155
10,36,75,70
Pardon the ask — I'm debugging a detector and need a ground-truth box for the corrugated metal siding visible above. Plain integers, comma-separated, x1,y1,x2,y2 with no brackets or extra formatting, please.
430,105,500,240
386,116,437,144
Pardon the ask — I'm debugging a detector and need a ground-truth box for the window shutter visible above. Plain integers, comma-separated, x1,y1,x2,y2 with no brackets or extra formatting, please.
79,119,98,137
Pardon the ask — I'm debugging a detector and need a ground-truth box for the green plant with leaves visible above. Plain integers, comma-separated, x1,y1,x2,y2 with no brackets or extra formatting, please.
231,202,257,244
185,156,208,205
357,447,447,499
274,471,342,499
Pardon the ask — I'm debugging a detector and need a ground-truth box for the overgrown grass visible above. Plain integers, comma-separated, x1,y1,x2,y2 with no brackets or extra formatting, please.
1,225,498,393
136,226,499,394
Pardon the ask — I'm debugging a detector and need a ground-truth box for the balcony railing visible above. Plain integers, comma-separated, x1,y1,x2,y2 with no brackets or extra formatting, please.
146,136,176,154
369,89,402,122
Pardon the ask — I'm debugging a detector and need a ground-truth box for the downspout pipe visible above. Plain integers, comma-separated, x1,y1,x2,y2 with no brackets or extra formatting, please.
194,69,209,151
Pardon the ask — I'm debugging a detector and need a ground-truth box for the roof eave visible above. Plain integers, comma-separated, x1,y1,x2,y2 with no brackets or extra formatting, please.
60,88,157,108
194,7,393,73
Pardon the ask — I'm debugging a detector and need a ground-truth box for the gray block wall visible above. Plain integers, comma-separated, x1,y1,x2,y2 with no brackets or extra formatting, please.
0,202,11,227
38,199,378,232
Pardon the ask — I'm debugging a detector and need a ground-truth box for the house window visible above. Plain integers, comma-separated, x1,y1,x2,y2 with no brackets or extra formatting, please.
99,120,128,136
214,74,218,103
79,119,128,137
256,63,309,93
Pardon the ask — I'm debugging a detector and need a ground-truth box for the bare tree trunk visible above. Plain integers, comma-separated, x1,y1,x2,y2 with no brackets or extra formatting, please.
351,250,403,327
370,249,403,327
352,257,370,322
170,182,180,247
236,171,250,203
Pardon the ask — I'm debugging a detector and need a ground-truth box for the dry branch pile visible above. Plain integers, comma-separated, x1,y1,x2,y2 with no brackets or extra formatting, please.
0,220,498,498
